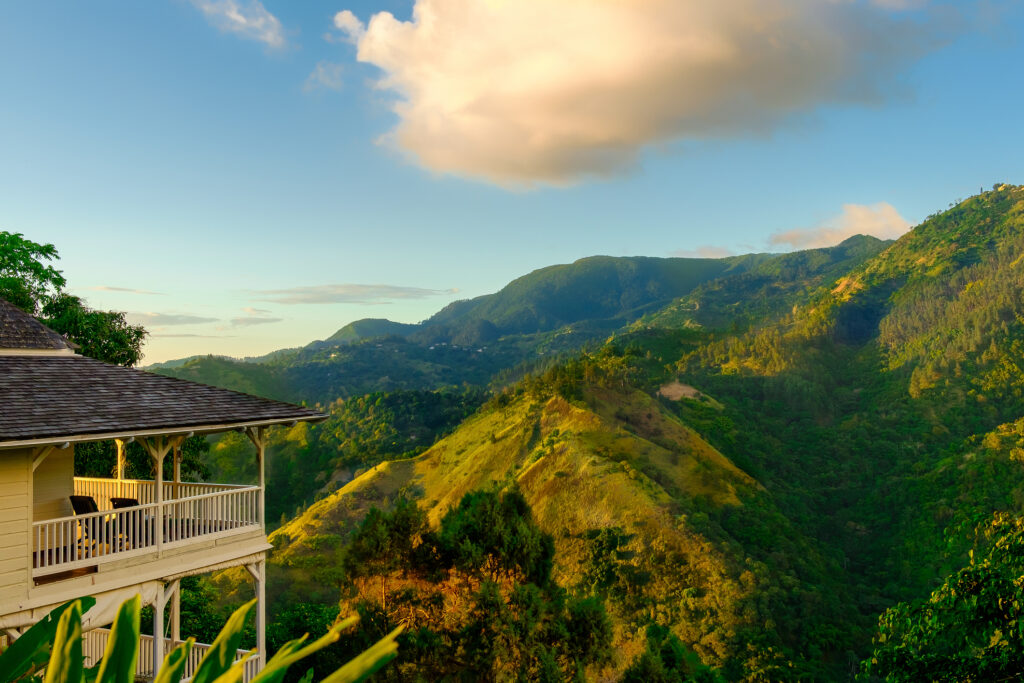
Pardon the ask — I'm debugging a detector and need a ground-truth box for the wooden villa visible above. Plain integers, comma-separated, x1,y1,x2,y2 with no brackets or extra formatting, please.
0,297,326,678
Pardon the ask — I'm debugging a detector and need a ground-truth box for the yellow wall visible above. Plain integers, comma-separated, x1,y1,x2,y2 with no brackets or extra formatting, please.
0,448,31,609
32,445,74,521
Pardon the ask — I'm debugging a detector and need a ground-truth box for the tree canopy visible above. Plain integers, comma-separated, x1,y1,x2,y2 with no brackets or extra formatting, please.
0,230,146,367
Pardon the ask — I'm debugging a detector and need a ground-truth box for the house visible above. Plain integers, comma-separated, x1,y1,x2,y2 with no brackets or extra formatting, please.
0,297,326,678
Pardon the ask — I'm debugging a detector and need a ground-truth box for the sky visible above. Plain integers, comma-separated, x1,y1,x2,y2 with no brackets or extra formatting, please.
1,1,1022,364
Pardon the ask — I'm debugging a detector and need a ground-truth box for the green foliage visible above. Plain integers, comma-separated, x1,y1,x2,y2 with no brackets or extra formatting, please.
227,388,484,527
431,486,555,585
0,231,65,313
0,596,400,683
0,598,95,683
41,293,146,367
0,231,146,367
623,624,724,683
864,514,1024,682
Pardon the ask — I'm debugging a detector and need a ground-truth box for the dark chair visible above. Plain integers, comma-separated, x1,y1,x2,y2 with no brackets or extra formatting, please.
69,495,102,558
69,495,99,515
109,497,151,549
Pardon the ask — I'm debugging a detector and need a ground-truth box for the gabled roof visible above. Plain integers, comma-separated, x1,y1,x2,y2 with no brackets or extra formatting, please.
0,296,325,447
0,298,73,351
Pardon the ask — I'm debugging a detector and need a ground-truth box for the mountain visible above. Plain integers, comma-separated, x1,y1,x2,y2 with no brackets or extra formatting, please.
224,377,847,679
198,184,1024,680
325,318,418,345
154,243,888,404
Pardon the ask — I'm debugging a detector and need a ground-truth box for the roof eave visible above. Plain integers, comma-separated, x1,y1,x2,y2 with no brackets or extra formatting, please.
0,413,328,450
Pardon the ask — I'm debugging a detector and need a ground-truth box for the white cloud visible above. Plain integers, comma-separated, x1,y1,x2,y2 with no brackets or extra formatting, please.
90,285,164,295
671,246,736,259
242,306,272,315
335,0,940,187
153,333,236,338
770,202,912,250
333,10,365,43
230,316,284,327
191,0,287,48
129,312,219,326
304,61,345,92
255,283,458,305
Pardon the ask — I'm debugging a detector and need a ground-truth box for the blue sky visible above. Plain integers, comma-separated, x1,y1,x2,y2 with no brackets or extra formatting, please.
1,1,1022,363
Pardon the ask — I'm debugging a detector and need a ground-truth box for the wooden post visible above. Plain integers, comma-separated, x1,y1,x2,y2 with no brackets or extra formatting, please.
153,583,166,676
115,439,126,498
172,443,181,501
246,560,267,672
154,444,163,554
245,427,266,531
169,579,181,643
141,437,175,555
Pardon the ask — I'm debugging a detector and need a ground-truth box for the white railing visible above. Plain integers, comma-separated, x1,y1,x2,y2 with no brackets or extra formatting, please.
162,487,259,548
32,486,261,577
84,628,259,681
74,477,249,511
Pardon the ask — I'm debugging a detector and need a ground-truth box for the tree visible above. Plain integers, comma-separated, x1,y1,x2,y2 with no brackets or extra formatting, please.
863,513,1024,682
0,231,64,313
622,624,724,683
0,230,146,367
42,292,146,367
343,497,427,610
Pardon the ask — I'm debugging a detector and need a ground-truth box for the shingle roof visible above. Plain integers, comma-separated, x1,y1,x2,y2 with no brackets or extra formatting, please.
0,355,325,444
0,298,73,350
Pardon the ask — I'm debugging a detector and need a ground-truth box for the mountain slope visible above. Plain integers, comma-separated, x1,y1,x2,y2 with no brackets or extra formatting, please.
195,184,1024,681
155,243,887,404
254,377,851,679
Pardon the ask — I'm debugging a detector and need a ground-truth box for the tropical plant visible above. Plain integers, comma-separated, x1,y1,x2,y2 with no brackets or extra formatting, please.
0,593,401,683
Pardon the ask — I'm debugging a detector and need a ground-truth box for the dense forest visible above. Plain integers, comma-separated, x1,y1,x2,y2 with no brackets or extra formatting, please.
7,184,1024,681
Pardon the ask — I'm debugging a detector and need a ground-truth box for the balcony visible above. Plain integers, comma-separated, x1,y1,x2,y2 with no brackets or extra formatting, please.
32,477,261,581
83,627,259,682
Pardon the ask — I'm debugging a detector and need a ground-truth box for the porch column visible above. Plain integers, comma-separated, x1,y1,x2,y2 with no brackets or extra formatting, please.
141,437,177,555
153,583,166,676
245,427,266,530
114,439,126,498
154,452,163,554
172,442,182,501
170,579,181,643
246,560,267,672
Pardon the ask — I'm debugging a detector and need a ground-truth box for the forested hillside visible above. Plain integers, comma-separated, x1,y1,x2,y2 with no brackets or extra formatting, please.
167,184,1024,680
153,243,888,405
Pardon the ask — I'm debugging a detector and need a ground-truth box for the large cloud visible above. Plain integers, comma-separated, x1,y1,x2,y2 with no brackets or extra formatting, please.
336,0,939,186
770,202,912,249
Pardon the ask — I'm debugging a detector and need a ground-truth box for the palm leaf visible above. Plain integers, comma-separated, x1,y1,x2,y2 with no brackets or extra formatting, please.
42,601,83,683
0,598,95,683
94,594,140,683
188,599,256,683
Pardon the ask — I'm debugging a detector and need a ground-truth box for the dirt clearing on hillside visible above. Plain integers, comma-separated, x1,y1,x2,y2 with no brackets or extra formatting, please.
658,381,701,401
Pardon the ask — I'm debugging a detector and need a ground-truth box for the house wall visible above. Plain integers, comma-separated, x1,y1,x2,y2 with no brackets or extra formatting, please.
0,447,31,610
32,445,74,521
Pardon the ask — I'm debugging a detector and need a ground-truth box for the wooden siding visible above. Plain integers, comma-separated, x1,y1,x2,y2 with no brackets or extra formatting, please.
32,445,73,521
0,448,30,610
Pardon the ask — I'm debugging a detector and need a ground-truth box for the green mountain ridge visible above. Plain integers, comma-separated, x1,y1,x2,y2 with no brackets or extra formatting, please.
154,241,889,404
199,184,1024,680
